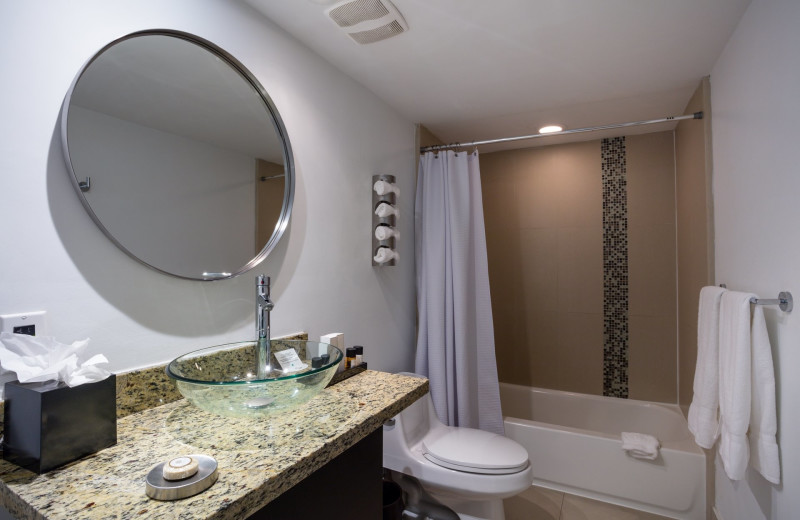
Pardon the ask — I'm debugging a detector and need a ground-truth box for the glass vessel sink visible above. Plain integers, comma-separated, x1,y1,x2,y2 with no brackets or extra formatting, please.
167,340,342,418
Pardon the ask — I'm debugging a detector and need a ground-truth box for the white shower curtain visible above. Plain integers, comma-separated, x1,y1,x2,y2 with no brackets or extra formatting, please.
415,150,504,434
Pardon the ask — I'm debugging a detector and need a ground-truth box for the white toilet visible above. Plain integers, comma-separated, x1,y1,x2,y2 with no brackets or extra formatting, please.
383,374,533,520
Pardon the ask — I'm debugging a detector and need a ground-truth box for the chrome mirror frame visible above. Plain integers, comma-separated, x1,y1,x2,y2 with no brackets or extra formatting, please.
60,29,295,281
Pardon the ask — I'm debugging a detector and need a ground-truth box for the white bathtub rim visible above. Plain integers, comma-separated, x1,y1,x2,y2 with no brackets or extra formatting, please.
500,383,698,447
500,382,687,417
503,415,703,454
501,384,706,520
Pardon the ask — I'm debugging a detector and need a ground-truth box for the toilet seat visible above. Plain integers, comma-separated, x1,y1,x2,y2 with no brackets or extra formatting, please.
422,428,529,475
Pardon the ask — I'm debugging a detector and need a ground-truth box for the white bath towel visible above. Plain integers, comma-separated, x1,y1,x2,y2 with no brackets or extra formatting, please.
688,286,727,449
621,432,660,460
748,306,780,484
718,291,755,481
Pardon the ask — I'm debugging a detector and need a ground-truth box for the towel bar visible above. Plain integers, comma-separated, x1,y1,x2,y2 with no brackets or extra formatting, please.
718,285,793,312
751,292,793,312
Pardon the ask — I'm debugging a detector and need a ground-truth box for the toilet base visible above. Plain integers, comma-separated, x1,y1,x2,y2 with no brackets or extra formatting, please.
389,470,506,520
428,493,505,520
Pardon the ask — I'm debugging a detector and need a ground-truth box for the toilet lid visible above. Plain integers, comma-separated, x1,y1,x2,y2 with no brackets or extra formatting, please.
422,428,529,475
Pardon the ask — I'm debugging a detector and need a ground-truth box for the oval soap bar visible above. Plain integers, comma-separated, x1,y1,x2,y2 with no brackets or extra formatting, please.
162,456,199,481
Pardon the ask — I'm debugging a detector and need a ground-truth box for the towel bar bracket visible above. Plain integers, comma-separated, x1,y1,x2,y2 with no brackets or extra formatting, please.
749,291,793,312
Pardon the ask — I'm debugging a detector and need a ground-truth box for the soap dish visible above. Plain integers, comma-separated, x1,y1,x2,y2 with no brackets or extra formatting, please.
145,454,218,501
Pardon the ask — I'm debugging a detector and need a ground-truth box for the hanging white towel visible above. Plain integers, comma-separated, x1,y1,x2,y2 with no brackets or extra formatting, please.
749,306,780,484
621,432,660,460
688,286,727,449
718,291,755,481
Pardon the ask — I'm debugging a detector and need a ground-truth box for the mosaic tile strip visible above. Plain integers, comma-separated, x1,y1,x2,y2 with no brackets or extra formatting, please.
601,137,629,398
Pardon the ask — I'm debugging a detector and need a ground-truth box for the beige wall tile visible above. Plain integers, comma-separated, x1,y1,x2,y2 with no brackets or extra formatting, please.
526,311,560,390
558,226,603,315
629,314,678,402
482,155,529,385
552,141,603,228
557,312,603,395
516,153,560,229
628,222,677,317
627,132,676,229
493,297,531,386
489,248,530,385
626,130,678,402
481,155,518,232
483,129,687,400
520,228,558,313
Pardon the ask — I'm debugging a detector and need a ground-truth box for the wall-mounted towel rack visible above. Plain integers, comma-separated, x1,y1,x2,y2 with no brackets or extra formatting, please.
751,292,793,312
719,285,793,312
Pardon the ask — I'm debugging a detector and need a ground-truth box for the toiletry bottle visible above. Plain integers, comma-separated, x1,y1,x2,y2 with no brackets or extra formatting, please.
345,347,356,369
354,346,363,366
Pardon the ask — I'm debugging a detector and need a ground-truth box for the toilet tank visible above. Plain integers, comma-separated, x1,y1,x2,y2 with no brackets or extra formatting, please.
384,375,438,470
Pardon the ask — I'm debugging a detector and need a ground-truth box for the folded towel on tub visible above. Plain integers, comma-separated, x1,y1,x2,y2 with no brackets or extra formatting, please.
621,432,660,460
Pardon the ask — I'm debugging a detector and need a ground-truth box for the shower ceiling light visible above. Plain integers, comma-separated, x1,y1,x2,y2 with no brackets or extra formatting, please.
539,125,563,134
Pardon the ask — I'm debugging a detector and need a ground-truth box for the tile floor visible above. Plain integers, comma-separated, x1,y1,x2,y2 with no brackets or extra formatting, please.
504,485,673,520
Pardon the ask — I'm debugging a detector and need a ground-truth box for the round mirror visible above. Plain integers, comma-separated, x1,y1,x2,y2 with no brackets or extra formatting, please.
60,30,294,281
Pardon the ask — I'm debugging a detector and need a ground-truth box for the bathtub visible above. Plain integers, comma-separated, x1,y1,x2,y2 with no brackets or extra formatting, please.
499,383,705,520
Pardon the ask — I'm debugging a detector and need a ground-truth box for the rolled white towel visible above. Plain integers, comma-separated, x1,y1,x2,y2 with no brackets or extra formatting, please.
374,225,397,241
375,202,398,218
621,432,661,460
373,180,399,196
374,247,397,264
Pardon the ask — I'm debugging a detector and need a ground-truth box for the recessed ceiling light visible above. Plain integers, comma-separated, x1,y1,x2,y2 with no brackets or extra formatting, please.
539,125,563,134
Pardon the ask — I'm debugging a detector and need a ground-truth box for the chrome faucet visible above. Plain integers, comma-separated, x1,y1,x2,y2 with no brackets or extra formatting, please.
256,274,274,379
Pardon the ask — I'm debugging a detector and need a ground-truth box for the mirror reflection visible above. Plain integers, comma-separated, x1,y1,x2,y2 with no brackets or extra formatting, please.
62,30,293,280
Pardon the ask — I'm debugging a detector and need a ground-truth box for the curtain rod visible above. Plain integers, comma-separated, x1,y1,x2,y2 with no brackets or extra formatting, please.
420,112,704,153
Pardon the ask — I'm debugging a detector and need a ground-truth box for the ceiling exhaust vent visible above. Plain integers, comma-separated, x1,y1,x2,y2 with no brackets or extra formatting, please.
326,0,408,44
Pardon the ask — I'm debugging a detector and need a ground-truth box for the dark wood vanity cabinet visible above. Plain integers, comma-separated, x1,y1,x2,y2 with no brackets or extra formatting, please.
250,428,383,519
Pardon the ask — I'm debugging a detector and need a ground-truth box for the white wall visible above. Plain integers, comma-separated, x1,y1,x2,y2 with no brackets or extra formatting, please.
710,0,800,518
0,1,417,374
70,106,257,276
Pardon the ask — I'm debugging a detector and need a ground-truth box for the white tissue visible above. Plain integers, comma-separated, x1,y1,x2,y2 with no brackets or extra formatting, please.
0,332,111,399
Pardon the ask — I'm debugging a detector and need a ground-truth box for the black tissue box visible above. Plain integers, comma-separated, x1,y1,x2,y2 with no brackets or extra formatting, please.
2,375,117,473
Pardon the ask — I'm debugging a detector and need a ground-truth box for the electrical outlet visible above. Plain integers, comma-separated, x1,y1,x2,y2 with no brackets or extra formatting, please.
0,311,47,336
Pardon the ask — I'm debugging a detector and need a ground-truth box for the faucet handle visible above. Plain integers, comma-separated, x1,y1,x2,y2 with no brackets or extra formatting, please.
256,275,273,306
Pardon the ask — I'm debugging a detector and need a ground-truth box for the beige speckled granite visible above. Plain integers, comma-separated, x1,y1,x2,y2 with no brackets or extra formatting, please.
0,370,427,520
0,333,311,432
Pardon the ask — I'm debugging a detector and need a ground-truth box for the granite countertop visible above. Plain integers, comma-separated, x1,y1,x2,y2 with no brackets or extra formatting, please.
0,371,428,520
